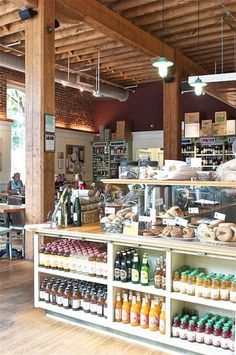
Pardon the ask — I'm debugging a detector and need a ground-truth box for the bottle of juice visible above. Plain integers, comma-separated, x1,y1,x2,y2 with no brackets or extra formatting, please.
154,297,161,328
202,275,211,299
172,270,181,292
149,300,158,331
195,273,204,297
136,292,142,323
220,276,230,301
187,319,197,342
140,255,149,286
128,290,133,307
204,321,214,345
221,325,231,349
154,257,162,289
179,271,188,294
114,292,122,322
130,295,139,326
212,323,222,347
140,297,149,329
179,317,189,340
230,278,236,303
172,316,181,337
159,303,166,335
131,253,140,284
196,320,205,343
122,293,130,324
210,276,221,300
186,271,196,296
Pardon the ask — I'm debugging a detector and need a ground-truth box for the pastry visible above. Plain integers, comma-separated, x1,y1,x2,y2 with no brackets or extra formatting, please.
209,219,221,227
183,227,195,239
162,226,173,237
229,226,236,242
170,226,183,238
215,226,233,242
198,224,216,240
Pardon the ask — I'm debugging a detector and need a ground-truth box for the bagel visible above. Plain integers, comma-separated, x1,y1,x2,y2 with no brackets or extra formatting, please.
198,224,216,240
162,226,173,237
209,219,221,228
170,226,183,238
219,223,235,228
229,226,236,242
215,226,233,242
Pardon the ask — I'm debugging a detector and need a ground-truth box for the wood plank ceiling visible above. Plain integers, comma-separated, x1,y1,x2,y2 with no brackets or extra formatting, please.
0,0,235,95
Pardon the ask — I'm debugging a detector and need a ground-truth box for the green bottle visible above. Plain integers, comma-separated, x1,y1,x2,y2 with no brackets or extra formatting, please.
131,253,140,284
140,255,149,286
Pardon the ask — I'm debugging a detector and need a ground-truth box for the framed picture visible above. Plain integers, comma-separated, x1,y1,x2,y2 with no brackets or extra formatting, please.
65,144,85,174
45,114,56,133
45,134,55,152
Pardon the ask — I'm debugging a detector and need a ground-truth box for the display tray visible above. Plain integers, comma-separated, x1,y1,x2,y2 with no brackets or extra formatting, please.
161,235,197,242
198,236,236,247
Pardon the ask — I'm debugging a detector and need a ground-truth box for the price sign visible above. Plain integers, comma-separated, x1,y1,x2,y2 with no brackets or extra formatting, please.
132,206,138,214
105,207,115,215
214,212,226,221
156,198,164,206
139,215,152,223
123,222,139,236
188,207,199,214
163,218,176,226
175,217,188,227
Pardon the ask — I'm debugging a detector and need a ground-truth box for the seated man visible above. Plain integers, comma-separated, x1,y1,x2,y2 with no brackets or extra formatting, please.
7,172,23,195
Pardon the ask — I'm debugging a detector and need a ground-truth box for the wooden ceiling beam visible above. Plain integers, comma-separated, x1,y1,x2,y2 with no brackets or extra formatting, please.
0,10,19,27
183,39,235,56
55,30,101,48
10,0,38,8
0,20,24,37
55,34,107,54
111,0,158,12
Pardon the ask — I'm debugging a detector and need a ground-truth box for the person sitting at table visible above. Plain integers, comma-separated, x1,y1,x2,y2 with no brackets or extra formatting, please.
7,173,23,195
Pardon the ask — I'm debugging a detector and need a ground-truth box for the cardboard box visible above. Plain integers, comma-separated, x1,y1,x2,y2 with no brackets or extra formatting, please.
212,122,227,136
104,128,111,140
185,123,200,138
99,125,105,141
227,120,236,135
200,128,213,137
116,120,132,133
181,121,185,138
111,133,117,140
201,119,212,129
184,112,200,124
115,131,132,140
215,111,227,123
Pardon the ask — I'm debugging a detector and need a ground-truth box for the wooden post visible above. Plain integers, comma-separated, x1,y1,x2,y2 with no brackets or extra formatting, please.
163,49,182,160
25,0,55,258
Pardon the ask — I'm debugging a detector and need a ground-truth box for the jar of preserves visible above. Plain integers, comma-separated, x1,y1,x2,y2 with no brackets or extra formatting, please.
50,284,58,305
229,326,235,352
211,277,221,300
179,271,188,294
88,253,96,277
83,290,91,313
179,318,188,340
187,319,197,342
63,251,70,272
57,250,64,270
56,285,64,307
39,246,45,267
44,249,50,268
196,320,205,343
95,254,103,277
204,321,214,345
202,276,211,299
172,271,181,292
186,272,196,296
221,325,231,349
63,286,72,309
212,323,222,347
230,278,236,303
220,276,230,301
195,273,204,297
69,251,76,273
172,316,181,337
39,280,47,301
90,292,98,315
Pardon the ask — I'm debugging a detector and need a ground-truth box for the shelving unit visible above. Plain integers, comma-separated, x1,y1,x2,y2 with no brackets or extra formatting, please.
33,224,236,355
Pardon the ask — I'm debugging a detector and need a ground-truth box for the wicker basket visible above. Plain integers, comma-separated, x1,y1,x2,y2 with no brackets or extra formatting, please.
81,209,100,224
100,221,123,234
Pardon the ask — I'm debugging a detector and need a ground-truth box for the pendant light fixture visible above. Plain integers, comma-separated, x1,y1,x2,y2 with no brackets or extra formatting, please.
190,0,207,96
152,0,173,78
93,51,102,97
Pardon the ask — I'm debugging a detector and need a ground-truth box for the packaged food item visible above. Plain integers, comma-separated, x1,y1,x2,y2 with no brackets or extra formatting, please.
202,275,211,299
159,303,166,335
114,292,122,322
230,278,236,303
196,320,205,343
210,276,221,300
212,323,222,347
140,297,149,329
204,321,214,345
179,317,189,340
119,161,139,179
172,270,181,292
138,161,159,179
122,293,130,324
172,316,181,337
149,300,158,331
187,319,197,342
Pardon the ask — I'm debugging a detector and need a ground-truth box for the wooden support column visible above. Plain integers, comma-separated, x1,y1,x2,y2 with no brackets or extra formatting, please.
25,0,55,258
163,50,182,160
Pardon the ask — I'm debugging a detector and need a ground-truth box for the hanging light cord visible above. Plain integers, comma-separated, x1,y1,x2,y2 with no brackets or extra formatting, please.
162,0,164,56
197,0,200,64
221,15,224,73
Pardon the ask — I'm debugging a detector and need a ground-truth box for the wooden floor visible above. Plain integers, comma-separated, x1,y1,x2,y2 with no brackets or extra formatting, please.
0,260,170,355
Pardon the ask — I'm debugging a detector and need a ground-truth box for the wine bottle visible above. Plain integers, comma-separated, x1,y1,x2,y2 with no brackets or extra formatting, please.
73,190,82,227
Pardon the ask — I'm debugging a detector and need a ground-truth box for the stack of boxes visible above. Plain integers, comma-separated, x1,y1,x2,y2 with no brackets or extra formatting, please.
184,111,235,138
111,120,132,140
97,125,111,141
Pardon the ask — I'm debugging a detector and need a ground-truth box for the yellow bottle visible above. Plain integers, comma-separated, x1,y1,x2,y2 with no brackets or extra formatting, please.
130,295,139,326
128,290,133,307
122,294,130,324
136,292,142,323
159,302,166,335
140,297,149,329
154,297,161,329
114,292,122,322
149,300,158,331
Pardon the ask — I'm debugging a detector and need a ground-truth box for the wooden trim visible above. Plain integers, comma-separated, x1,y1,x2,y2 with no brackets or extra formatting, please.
0,118,14,123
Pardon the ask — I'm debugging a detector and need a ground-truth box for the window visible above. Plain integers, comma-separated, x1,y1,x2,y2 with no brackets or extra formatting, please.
7,83,26,181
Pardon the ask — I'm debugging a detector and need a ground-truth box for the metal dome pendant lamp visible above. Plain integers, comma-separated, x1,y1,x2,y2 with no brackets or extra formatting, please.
190,0,207,96
152,0,173,78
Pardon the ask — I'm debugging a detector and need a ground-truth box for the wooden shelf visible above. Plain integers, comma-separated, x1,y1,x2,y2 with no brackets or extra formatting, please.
101,179,236,188
112,280,167,297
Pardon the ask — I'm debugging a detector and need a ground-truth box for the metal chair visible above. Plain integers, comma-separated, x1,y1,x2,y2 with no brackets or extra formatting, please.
8,196,26,258
0,227,13,259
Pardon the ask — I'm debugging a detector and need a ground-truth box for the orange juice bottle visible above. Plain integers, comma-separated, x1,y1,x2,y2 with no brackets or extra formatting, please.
130,295,139,326
159,302,166,335
114,292,122,322
149,300,158,331
140,297,149,329
128,290,133,307
136,292,142,323
154,296,161,329
122,293,130,324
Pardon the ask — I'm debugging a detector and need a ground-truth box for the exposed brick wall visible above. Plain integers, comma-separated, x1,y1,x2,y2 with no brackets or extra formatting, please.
0,66,95,131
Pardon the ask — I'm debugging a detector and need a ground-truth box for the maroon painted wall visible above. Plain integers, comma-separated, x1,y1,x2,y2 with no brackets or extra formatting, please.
95,82,236,132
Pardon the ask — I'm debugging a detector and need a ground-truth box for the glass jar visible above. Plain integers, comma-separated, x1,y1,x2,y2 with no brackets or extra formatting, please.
119,161,139,179
211,277,221,300
220,276,230,301
172,271,181,292
202,276,211,299
230,278,236,303
195,273,204,297
186,272,196,296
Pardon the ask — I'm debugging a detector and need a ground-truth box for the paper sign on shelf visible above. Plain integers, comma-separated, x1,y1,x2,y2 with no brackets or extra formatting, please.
105,207,115,215
188,207,199,214
175,217,188,227
163,218,176,226
214,212,226,221
132,206,138,214
139,215,152,223
123,222,139,236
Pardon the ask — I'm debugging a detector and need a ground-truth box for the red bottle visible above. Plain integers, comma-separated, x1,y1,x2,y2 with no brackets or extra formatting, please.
187,320,197,342
172,316,181,338
212,323,222,347
179,318,189,340
204,322,214,345
196,320,205,343
221,325,231,349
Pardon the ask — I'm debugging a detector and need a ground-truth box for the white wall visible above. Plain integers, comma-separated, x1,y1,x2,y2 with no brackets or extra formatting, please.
132,130,164,160
55,128,95,182
0,120,12,191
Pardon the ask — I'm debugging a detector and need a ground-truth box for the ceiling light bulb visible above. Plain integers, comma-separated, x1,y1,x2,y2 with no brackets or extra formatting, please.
190,77,207,96
152,56,174,79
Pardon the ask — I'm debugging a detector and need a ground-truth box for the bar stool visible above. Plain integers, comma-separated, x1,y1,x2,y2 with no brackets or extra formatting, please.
0,227,12,259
